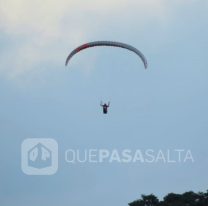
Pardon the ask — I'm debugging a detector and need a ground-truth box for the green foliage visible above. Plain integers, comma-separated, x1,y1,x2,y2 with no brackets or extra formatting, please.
129,194,159,206
129,190,208,206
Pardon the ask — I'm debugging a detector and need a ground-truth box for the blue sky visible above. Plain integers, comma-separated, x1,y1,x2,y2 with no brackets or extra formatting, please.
0,0,208,205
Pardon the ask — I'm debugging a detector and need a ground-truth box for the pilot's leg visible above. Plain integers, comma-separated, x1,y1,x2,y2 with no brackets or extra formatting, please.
104,108,107,114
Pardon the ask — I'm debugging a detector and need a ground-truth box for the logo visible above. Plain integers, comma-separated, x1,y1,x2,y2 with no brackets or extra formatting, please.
21,138,58,175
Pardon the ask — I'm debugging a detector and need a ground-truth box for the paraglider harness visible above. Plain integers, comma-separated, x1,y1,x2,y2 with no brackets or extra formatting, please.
100,102,110,114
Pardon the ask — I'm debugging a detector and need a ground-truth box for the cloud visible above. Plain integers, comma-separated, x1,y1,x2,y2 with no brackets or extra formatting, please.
0,0,168,85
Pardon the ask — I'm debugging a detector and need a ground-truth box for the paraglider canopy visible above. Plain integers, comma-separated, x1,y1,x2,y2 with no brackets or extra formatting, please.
65,41,148,69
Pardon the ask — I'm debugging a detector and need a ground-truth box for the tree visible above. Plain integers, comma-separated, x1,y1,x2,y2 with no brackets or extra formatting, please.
129,190,208,206
163,193,182,204
129,194,159,206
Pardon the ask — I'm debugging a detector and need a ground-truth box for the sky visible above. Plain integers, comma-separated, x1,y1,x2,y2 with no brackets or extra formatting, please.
0,0,208,205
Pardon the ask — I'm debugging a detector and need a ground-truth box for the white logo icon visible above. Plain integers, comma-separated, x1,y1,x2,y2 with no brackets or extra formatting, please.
21,138,58,175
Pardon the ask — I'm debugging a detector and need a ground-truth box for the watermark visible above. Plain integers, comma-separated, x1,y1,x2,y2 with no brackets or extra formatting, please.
21,138,194,175
65,149,194,164
21,138,58,175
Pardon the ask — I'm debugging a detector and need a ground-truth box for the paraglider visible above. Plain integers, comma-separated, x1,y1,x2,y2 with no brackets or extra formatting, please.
65,41,148,69
100,102,110,114
65,41,148,114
